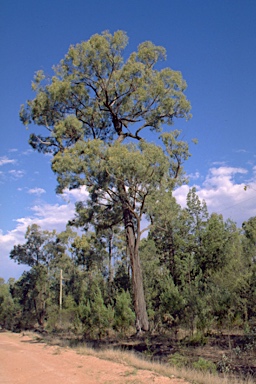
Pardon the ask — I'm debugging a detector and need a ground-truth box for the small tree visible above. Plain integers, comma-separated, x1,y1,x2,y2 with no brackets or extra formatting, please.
79,286,114,338
0,279,18,330
11,267,48,328
114,290,135,334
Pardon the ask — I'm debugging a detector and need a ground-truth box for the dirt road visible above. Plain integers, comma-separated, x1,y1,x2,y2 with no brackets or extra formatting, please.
0,331,191,384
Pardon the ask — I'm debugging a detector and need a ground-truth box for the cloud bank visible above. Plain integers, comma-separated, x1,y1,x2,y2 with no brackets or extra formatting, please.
174,165,256,225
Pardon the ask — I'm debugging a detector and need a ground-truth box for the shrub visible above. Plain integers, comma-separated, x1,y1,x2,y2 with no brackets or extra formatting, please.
114,290,135,334
168,352,189,368
79,287,114,338
192,357,216,374
184,331,207,346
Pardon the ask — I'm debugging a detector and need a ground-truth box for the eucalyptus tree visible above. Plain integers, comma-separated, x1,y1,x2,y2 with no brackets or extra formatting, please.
20,30,192,332
9,224,53,267
9,224,68,327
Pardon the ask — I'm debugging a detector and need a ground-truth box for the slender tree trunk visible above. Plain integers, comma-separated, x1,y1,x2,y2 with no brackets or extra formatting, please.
122,203,149,333
108,232,113,283
34,297,45,328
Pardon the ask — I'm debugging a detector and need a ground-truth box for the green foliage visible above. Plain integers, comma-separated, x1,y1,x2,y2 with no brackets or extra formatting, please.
113,263,131,292
0,280,18,330
9,224,65,267
21,30,191,147
71,232,107,272
114,290,135,333
45,304,60,331
168,352,189,368
184,331,208,346
159,275,184,323
192,357,216,373
11,266,49,328
79,286,114,338
55,294,80,332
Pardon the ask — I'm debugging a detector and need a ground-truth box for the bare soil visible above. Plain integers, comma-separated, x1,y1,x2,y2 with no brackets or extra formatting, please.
0,331,190,384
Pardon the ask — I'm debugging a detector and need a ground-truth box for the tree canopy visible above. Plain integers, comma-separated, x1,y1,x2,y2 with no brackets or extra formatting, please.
20,30,191,148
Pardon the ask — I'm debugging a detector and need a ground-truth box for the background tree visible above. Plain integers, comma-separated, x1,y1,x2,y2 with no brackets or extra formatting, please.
10,224,52,267
9,224,67,328
241,217,256,323
20,30,192,332
0,279,18,330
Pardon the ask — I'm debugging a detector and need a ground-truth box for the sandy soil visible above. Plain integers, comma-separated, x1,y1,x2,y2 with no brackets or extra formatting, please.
0,331,191,384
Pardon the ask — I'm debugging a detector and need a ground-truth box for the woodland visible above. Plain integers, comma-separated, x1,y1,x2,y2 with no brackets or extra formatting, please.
1,31,256,380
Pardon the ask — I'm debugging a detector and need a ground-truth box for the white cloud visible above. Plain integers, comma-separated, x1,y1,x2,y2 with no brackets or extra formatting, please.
8,169,26,178
61,186,89,202
0,226,31,281
30,203,74,229
187,171,200,180
211,161,226,166
0,156,16,166
235,149,248,153
173,184,190,207
22,149,34,156
174,165,256,226
28,187,46,196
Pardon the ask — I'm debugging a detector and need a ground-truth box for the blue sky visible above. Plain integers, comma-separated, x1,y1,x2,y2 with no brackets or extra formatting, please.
1,0,256,280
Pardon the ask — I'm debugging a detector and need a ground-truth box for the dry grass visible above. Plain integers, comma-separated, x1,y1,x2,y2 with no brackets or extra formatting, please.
75,344,255,384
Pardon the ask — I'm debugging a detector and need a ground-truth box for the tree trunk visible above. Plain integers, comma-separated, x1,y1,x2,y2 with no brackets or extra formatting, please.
108,232,113,283
122,205,149,332
34,297,45,328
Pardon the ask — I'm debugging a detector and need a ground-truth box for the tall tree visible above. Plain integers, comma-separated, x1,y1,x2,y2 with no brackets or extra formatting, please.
20,31,192,332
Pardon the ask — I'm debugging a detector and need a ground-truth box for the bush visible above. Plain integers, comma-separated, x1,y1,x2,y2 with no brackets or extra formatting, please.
114,290,135,334
192,357,216,373
217,353,233,374
168,352,189,368
79,287,114,338
184,331,207,346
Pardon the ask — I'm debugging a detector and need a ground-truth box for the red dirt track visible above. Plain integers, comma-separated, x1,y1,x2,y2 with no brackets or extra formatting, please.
0,331,191,384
